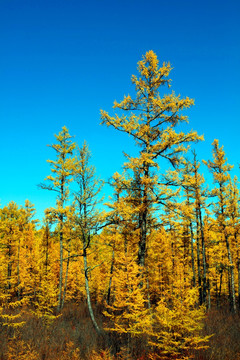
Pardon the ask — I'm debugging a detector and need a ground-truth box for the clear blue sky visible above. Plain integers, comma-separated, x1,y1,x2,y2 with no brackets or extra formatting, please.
0,0,239,221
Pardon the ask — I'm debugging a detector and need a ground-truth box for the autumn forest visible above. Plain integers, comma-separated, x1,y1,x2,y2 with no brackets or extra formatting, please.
1,51,240,360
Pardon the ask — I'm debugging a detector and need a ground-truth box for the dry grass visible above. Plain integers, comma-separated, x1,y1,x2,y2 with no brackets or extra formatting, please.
0,302,102,360
1,303,240,360
193,308,240,360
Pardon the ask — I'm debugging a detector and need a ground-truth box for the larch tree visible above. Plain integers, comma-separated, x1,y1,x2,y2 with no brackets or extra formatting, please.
0,201,38,328
0,202,27,298
74,141,104,335
227,176,240,309
101,50,203,270
179,160,197,289
103,244,151,358
203,139,236,312
181,152,209,306
39,126,78,312
34,220,58,321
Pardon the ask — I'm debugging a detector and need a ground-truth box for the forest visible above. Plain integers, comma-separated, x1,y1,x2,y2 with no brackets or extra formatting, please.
1,51,240,360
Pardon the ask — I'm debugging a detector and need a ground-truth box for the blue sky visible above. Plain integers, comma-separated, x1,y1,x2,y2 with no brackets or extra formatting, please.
0,0,239,221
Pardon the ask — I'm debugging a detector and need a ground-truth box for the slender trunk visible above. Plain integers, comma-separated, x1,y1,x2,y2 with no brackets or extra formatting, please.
62,248,70,310
170,226,176,296
76,151,103,337
227,267,232,308
107,246,115,305
215,280,219,307
207,279,211,310
45,226,49,276
137,168,148,291
83,243,102,335
146,270,151,309
185,190,196,287
190,221,196,287
57,176,65,312
17,238,21,301
138,207,147,267
57,218,63,312
57,174,66,312
138,97,151,269
238,259,240,310
198,205,207,305
171,230,175,276
238,258,240,310
192,151,206,304
218,268,223,306
235,232,240,309
7,242,12,291
138,166,149,268
195,210,203,305
225,233,236,313
219,181,236,313
183,226,187,286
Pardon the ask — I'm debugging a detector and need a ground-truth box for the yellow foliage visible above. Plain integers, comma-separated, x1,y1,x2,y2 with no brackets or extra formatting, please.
89,349,114,360
148,287,210,358
61,341,81,360
6,339,40,360
104,249,151,337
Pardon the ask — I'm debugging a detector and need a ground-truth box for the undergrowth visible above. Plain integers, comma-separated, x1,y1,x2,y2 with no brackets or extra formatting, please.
1,303,240,360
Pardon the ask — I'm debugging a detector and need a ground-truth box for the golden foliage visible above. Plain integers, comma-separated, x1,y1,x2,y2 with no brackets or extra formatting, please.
6,339,39,360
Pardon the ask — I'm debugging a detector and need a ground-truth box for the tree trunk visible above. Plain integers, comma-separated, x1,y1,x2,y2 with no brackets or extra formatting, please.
83,243,102,335
234,232,240,310
107,246,115,305
189,221,196,287
138,208,147,267
198,205,207,305
207,279,211,310
7,242,12,291
57,219,63,312
44,225,50,276
138,166,149,267
218,181,236,313
225,233,237,313
195,210,203,305
62,248,70,310
218,268,223,307
17,238,21,301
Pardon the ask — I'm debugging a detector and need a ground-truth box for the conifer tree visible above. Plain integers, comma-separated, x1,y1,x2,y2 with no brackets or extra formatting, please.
101,50,203,269
180,161,197,289
104,246,151,357
74,141,104,335
0,201,38,328
227,176,240,309
181,152,209,306
203,139,236,312
0,202,31,299
39,126,77,312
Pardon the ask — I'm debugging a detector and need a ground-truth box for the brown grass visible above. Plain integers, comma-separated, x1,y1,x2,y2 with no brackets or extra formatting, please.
1,303,240,360
0,302,102,360
193,308,240,360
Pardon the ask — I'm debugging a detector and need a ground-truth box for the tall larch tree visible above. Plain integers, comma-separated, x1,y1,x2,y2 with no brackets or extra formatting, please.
203,139,236,312
0,202,28,300
101,50,203,270
226,176,240,309
181,152,209,306
39,126,78,312
0,201,39,328
74,141,104,335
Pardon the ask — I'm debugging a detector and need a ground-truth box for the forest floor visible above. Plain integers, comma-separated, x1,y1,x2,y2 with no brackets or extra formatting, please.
194,307,240,360
0,303,240,360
